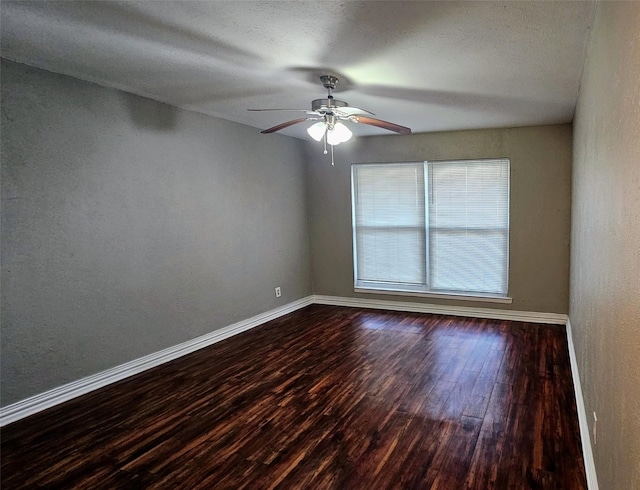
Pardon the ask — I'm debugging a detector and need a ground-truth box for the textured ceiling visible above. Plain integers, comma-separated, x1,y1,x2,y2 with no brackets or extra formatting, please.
0,1,596,139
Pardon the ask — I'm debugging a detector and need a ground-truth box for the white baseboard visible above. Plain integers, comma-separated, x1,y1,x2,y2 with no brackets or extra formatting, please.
566,318,599,489
0,296,314,427
312,294,568,324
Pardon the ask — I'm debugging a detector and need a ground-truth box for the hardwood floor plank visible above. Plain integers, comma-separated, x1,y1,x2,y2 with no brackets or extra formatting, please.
1,305,586,489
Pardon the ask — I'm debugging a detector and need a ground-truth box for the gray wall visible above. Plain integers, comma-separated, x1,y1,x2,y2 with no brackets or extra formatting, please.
1,60,311,406
570,3,640,489
307,125,572,314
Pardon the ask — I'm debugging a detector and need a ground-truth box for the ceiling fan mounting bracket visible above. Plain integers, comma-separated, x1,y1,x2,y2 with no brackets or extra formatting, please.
320,75,339,91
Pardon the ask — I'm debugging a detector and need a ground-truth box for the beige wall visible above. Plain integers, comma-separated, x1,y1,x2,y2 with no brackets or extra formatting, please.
1,60,311,406
306,124,572,314
570,2,640,489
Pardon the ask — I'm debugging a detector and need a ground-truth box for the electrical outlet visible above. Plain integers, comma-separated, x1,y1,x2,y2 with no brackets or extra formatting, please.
275,287,281,298
593,411,598,445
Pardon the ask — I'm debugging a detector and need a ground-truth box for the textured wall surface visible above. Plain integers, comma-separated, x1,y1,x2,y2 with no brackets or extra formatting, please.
307,125,572,314
570,2,640,489
1,60,311,406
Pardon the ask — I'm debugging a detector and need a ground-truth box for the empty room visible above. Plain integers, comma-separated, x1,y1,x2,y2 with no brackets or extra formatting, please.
1,1,638,489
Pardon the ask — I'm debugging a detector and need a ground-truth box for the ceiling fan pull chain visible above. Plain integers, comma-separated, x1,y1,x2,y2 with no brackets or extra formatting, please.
330,144,335,166
323,132,328,155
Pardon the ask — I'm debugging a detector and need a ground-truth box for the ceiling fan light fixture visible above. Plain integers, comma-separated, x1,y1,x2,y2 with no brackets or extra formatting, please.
327,121,352,146
326,128,341,146
307,121,327,141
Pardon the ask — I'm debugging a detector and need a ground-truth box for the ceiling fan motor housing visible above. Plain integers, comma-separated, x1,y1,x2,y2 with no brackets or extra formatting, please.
311,98,348,113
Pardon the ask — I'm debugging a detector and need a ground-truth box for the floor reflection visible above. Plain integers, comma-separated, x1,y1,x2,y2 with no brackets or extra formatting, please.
352,311,507,421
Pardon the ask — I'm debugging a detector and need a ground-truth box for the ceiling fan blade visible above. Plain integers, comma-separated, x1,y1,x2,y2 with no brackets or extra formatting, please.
334,106,375,116
261,118,310,134
249,109,322,117
351,116,412,135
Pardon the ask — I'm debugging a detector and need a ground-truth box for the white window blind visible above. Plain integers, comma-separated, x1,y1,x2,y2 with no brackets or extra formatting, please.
352,159,510,298
352,163,426,285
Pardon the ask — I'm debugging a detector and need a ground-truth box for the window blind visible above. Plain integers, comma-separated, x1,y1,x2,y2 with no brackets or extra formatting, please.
352,163,425,285
428,159,509,294
352,159,509,297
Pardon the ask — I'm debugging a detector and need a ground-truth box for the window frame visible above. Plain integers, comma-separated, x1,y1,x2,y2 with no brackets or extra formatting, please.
351,158,512,304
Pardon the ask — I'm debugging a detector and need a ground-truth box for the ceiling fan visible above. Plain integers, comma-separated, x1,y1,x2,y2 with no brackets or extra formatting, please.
249,75,411,164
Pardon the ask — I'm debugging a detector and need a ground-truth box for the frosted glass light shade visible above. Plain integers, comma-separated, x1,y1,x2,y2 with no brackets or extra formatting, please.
307,121,327,141
327,122,353,146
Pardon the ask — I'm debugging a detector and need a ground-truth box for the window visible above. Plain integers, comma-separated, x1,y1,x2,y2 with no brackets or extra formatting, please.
351,159,510,300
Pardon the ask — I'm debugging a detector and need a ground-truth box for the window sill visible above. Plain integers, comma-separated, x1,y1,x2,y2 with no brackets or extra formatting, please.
354,286,513,304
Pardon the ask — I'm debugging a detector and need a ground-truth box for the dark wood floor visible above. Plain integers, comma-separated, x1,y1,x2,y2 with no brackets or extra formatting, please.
1,304,586,489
